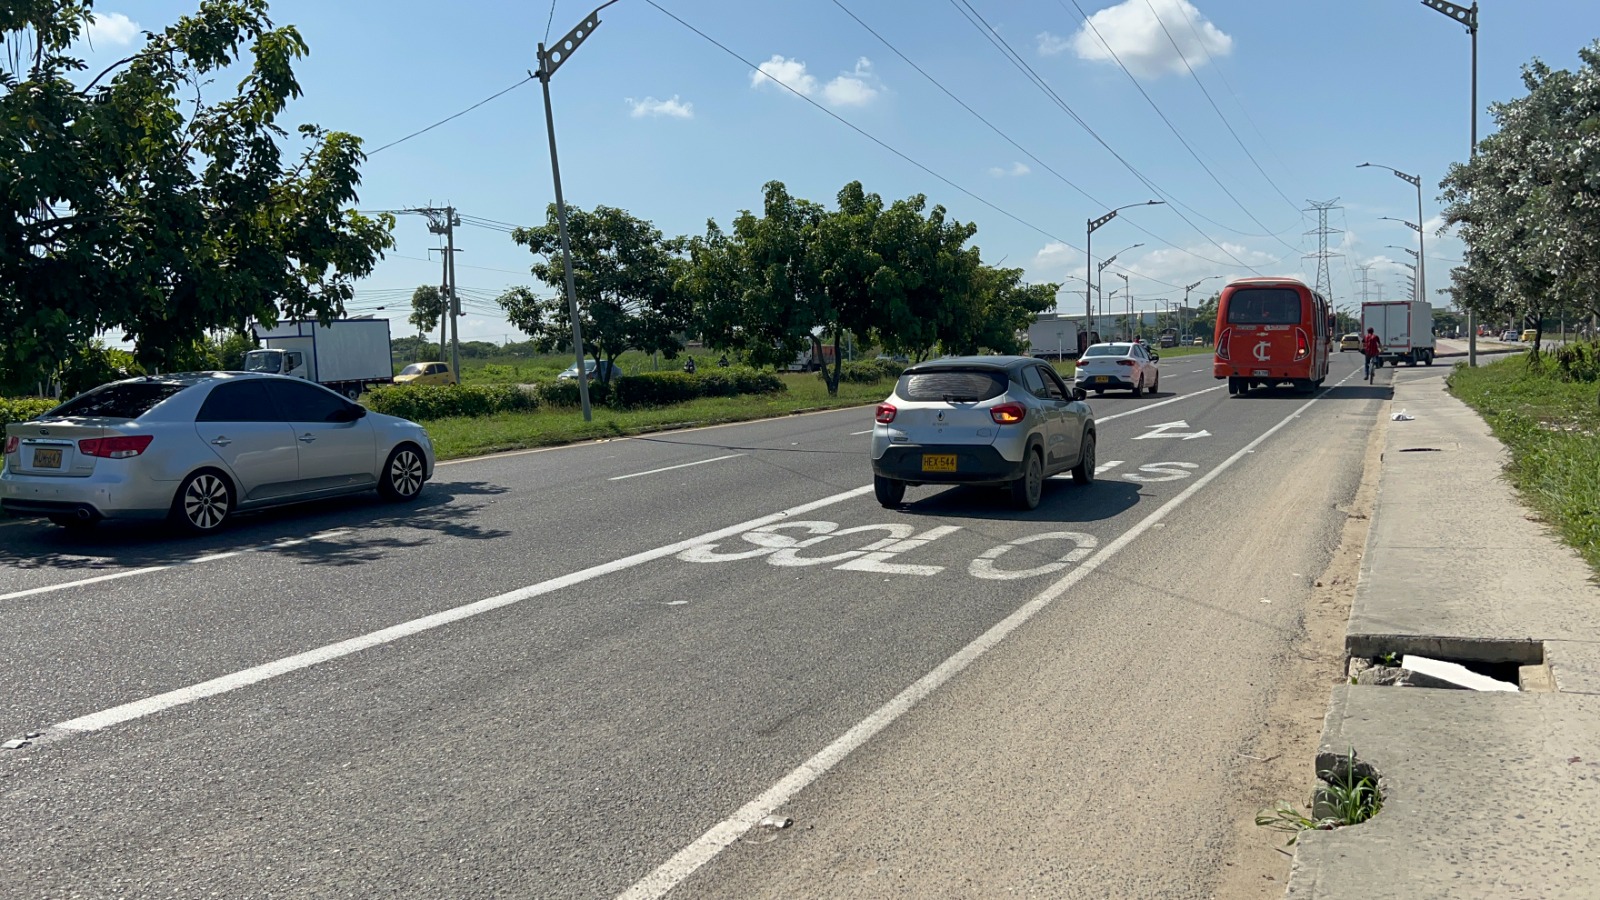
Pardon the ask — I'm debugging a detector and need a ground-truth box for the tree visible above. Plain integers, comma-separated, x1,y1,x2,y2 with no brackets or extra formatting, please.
498,205,687,384
1,1,395,384
409,284,447,355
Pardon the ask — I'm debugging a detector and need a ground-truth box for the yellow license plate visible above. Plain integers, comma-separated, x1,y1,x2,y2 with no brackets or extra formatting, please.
921,454,957,473
1095,376,1110,383
32,447,62,468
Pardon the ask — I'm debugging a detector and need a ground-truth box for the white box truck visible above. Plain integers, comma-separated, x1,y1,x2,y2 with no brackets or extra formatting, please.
1361,300,1436,367
1027,314,1095,360
246,317,395,399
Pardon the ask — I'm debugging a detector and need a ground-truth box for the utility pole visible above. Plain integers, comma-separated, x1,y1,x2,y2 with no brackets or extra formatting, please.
535,1,619,422
1118,272,1131,340
417,206,463,383
1303,199,1342,302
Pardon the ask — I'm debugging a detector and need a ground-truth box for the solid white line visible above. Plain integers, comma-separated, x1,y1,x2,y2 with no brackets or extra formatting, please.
0,530,351,603
1095,384,1226,423
849,429,873,436
607,454,743,481
48,486,874,734
616,367,1358,900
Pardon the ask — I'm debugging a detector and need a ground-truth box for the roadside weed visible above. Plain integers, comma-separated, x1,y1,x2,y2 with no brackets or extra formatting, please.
1256,749,1382,846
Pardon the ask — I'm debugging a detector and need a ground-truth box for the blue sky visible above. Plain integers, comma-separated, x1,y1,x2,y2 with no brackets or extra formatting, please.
80,0,1600,342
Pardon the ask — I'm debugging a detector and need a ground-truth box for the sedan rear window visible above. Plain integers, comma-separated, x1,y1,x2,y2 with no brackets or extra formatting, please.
1226,288,1303,324
48,382,187,419
896,369,1007,402
1081,345,1131,358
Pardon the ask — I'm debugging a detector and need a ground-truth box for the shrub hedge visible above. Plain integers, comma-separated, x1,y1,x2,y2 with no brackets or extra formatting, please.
364,383,540,421
1,397,57,428
613,368,783,408
819,359,907,384
365,368,784,420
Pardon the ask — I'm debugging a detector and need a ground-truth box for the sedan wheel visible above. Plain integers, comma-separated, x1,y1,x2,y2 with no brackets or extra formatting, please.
1071,432,1096,485
1009,450,1044,510
1131,374,1145,398
172,470,232,533
379,445,427,501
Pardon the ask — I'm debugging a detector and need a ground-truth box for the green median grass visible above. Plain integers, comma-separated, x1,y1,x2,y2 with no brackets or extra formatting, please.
1448,353,1600,572
424,373,888,460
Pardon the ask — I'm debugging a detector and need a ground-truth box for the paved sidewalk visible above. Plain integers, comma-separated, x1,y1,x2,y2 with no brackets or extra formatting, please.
1285,365,1600,898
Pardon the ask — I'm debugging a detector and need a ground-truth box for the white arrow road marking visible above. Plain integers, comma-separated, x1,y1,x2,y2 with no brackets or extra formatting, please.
1132,420,1211,440
616,366,1360,900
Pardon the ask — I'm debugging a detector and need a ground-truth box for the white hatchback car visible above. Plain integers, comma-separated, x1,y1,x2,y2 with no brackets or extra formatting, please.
1073,342,1160,396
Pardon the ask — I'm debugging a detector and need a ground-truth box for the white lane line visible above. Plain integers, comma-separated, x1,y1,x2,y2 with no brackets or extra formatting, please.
1094,460,1124,475
607,454,744,482
1095,385,1226,423
0,530,351,603
46,486,874,735
617,367,1358,900
850,429,873,436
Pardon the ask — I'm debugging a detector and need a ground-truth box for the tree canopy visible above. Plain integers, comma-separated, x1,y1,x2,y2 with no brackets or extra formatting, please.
1,0,394,382
1439,40,1600,349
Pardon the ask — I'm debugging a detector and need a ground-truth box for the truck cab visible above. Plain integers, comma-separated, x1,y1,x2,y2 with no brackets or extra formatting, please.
243,348,308,378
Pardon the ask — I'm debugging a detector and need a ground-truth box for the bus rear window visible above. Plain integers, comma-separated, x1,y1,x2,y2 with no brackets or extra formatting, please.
1226,288,1303,325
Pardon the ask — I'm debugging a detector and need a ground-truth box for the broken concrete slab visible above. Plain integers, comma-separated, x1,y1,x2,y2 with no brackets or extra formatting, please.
1401,655,1519,692
1287,685,1600,899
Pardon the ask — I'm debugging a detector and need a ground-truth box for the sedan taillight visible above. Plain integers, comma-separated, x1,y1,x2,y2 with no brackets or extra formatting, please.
78,435,154,459
990,403,1025,425
3,435,16,455
1116,359,1137,366
875,403,897,424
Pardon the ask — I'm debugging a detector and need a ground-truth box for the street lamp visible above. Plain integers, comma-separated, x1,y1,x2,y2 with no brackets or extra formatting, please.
536,0,622,422
1420,0,1479,364
1386,245,1419,259
1359,162,1427,306
1097,243,1143,337
1118,272,1132,340
1086,202,1163,345
1183,276,1221,341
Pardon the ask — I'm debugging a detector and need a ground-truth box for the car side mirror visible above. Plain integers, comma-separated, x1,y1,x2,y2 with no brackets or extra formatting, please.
1072,386,1088,401
338,404,366,422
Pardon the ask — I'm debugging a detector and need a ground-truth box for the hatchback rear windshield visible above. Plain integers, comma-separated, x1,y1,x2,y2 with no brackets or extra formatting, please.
897,369,1008,402
48,382,187,419
1226,288,1303,325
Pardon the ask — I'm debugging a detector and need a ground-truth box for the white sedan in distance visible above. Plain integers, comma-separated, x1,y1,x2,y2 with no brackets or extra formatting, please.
1072,342,1160,397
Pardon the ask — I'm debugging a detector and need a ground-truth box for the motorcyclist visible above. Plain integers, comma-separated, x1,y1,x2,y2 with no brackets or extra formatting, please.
683,357,697,374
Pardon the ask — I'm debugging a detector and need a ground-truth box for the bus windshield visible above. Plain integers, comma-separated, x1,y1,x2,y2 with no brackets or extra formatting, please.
1226,288,1303,325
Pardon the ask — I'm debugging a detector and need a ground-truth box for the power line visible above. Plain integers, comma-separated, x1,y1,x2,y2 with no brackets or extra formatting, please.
367,76,536,156
1058,0,1299,250
1138,0,1300,214
943,0,1265,273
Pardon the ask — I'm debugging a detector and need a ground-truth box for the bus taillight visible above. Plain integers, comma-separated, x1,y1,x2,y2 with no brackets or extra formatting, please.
1294,328,1309,361
1216,328,1231,360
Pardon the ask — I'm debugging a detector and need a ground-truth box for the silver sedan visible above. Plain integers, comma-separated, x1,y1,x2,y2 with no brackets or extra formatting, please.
2,372,434,533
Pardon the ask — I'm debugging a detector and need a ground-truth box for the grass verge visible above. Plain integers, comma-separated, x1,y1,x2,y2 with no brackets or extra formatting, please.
425,374,887,460
1448,354,1600,572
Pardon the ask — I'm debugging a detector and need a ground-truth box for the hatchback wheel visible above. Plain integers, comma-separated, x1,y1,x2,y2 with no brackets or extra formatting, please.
873,474,906,508
1009,450,1044,510
379,444,427,501
1071,432,1096,486
172,469,232,533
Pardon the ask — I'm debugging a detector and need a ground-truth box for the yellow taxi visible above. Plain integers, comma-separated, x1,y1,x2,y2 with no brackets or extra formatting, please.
394,361,454,385
1339,333,1362,352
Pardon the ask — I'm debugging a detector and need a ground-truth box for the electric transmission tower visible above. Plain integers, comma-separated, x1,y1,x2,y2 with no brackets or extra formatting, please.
1354,264,1375,303
1303,199,1342,301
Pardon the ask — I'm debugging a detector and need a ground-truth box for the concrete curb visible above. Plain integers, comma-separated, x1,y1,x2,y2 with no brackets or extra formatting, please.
1284,366,1600,898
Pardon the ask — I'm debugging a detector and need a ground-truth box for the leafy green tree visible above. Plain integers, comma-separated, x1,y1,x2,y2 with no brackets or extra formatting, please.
498,205,688,384
409,285,447,354
1,0,395,384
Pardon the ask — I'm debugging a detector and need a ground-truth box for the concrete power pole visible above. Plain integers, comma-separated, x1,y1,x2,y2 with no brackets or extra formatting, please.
446,206,461,384
1303,199,1342,302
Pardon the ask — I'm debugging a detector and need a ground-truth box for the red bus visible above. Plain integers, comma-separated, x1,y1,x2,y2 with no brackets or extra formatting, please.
1212,277,1333,395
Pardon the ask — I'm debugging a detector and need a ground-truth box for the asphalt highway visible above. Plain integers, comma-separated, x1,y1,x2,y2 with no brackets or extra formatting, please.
0,350,1392,898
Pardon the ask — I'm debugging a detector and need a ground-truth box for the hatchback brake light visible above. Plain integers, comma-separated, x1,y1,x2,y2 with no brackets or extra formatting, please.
79,435,154,459
990,403,1025,425
875,403,897,424
1216,328,1232,361
3,436,15,455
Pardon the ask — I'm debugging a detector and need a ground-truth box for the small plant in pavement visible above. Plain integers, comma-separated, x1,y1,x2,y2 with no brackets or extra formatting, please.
1256,749,1383,846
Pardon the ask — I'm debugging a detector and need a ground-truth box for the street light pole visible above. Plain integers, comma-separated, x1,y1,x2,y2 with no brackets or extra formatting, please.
1183,276,1220,343
1086,203,1162,346
536,1,620,422
1421,0,1478,364
1119,272,1131,340
1359,163,1427,307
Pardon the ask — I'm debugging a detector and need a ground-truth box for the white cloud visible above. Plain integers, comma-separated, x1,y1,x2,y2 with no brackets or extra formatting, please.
751,55,819,96
988,161,1032,178
822,58,880,107
627,95,694,119
752,55,883,107
85,11,140,46
1037,32,1072,56
1066,0,1232,79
